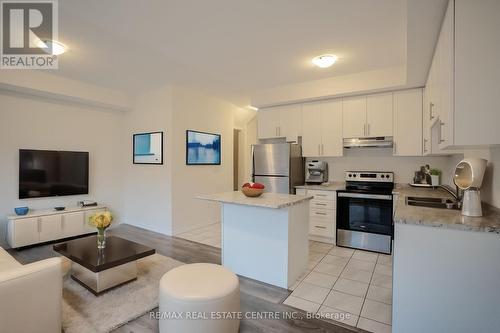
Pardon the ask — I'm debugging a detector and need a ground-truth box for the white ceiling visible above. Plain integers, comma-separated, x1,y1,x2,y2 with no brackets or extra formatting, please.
50,0,447,107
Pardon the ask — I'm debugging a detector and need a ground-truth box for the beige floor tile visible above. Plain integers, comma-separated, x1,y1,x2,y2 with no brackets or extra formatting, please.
291,282,330,304
352,250,379,263
361,299,392,325
341,266,373,283
320,254,349,267
323,290,364,315
313,262,345,276
328,246,355,258
366,285,392,305
357,317,392,333
370,273,392,289
310,241,334,254
333,278,369,297
374,264,393,276
303,271,338,289
283,296,321,313
377,254,393,266
309,251,326,262
346,259,376,272
317,305,359,327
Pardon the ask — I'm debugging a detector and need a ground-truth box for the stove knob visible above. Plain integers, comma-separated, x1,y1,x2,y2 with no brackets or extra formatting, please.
353,174,357,177
348,174,352,178
386,174,391,178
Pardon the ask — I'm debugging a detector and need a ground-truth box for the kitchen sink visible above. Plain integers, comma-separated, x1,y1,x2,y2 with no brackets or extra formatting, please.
405,196,460,210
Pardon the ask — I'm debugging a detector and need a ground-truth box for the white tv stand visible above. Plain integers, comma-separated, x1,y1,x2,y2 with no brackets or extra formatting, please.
7,205,107,248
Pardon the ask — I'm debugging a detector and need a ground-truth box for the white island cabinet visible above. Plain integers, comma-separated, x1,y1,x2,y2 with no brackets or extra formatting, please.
197,191,312,289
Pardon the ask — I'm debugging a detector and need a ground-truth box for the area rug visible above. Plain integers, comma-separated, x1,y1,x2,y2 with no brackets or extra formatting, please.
62,254,184,333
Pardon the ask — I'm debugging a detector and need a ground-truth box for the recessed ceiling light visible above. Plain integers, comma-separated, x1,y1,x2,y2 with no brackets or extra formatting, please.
248,106,259,111
36,39,67,55
312,54,337,68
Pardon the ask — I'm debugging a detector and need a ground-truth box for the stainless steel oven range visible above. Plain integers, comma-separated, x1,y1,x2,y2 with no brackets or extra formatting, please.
336,171,394,254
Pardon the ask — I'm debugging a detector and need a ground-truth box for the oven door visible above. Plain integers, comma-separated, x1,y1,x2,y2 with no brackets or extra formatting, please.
336,191,393,253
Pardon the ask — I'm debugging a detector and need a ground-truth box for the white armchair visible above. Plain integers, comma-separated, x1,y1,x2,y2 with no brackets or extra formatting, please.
0,247,62,333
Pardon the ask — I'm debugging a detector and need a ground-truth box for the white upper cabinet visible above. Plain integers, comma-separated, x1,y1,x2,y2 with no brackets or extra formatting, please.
301,102,322,157
257,107,281,139
279,104,302,142
342,96,366,138
302,99,343,157
393,89,423,156
366,93,393,137
257,104,301,141
320,100,343,157
425,0,500,149
343,93,393,138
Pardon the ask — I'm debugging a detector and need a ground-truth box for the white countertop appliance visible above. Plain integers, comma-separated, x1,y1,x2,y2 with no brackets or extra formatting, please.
453,158,488,217
306,160,328,184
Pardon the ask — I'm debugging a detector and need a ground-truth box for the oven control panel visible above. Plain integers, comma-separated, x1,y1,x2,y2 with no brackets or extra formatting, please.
345,171,394,183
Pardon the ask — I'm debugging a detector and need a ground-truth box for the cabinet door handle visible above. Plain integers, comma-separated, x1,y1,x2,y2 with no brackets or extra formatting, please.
318,145,320,156
429,103,435,120
61,216,64,229
321,144,324,155
37,218,41,232
314,225,327,229
314,203,327,206
423,139,428,152
315,212,327,215
363,124,366,136
393,142,397,155
439,121,445,143
278,126,281,137
367,123,370,136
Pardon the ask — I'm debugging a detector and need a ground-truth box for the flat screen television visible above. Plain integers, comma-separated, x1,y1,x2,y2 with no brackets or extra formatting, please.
19,149,89,199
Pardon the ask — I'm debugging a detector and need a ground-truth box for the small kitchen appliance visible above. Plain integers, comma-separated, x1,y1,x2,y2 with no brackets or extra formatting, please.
453,158,488,217
306,160,329,184
336,171,394,254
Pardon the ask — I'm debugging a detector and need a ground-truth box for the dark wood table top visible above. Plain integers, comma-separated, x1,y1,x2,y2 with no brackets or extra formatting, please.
53,235,155,272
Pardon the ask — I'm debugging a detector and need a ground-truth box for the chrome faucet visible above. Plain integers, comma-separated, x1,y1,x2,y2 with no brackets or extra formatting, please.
438,184,463,207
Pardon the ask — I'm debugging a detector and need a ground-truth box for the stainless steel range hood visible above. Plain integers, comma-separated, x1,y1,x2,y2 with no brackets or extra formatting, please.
343,136,394,148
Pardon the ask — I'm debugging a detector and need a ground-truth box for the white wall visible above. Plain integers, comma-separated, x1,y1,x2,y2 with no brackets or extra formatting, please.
0,92,126,247
171,86,236,234
122,87,174,235
311,148,456,185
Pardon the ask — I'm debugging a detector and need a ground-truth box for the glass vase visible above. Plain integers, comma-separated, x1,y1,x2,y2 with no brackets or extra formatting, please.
97,228,107,249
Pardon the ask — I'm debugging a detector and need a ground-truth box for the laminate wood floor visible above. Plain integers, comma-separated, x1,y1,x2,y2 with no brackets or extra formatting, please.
8,224,365,333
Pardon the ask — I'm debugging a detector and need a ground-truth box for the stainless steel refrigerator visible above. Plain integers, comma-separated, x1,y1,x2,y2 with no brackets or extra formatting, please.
252,143,304,194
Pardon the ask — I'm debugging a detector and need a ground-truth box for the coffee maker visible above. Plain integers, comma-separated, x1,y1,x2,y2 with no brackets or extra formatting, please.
453,158,488,217
306,160,329,184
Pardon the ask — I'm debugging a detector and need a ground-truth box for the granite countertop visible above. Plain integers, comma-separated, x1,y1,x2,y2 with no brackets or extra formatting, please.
197,191,313,209
295,182,345,191
393,185,500,234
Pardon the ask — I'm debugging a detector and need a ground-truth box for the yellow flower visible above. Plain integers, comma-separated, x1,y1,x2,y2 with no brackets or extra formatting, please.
89,211,113,229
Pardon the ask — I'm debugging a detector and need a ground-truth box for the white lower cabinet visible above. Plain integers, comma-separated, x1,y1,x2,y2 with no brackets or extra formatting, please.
62,211,85,237
39,215,63,242
297,189,336,244
8,217,39,247
7,206,106,248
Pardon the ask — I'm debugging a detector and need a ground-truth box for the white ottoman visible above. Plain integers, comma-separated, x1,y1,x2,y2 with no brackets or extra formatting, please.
159,263,240,333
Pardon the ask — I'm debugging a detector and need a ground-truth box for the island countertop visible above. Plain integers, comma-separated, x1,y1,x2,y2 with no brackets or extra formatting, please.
393,185,500,234
197,191,313,209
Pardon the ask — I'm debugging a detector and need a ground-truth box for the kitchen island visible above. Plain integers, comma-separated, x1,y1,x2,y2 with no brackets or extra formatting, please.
197,191,312,288
392,185,500,333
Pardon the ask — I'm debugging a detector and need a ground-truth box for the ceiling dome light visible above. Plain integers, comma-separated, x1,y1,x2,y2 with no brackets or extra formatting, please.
312,54,337,68
37,39,67,55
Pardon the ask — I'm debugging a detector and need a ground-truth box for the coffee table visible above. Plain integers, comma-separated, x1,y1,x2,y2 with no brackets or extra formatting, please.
53,235,155,295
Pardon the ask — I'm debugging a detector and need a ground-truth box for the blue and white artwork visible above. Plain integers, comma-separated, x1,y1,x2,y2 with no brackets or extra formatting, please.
133,132,163,164
186,130,221,165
